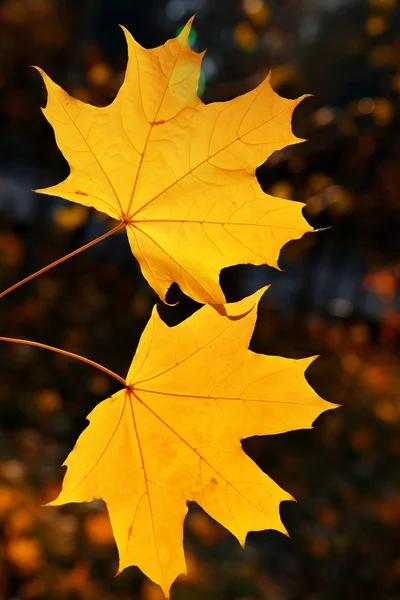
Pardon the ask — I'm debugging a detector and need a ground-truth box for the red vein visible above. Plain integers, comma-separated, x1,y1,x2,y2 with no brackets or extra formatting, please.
133,320,235,387
137,393,281,529
130,102,300,219
135,388,324,407
60,392,129,499
49,91,124,216
131,224,219,305
134,218,307,230
127,390,164,586
0,222,126,300
125,42,184,217
0,337,126,386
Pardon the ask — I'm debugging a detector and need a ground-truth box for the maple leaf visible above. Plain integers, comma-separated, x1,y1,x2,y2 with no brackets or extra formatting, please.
35,19,312,307
47,288,336,595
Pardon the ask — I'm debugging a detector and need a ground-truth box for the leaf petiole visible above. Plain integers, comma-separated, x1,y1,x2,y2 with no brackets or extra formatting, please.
0,221,126,301
0,337,126,386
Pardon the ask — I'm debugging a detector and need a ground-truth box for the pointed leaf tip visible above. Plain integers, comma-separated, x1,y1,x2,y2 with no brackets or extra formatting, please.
177,14,197,45
119,23,144,52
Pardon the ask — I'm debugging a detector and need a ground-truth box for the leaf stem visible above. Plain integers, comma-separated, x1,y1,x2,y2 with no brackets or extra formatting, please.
0,221,126,300
0,337,126,387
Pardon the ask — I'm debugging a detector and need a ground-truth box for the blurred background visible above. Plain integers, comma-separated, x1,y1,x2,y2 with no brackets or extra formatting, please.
0,0,399,598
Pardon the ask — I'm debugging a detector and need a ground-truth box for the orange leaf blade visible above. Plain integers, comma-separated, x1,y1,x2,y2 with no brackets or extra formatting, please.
36,19,312,306
49,289,337,595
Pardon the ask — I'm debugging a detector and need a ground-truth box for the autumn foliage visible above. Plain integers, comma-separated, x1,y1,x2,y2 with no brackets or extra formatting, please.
35,18,311,307
3,16,337,597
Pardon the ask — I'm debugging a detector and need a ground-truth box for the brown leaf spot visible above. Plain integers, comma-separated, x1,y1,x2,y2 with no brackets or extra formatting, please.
75,190,88,196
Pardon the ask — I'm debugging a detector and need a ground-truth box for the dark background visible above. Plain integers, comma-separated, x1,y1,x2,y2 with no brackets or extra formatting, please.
0,0,399,598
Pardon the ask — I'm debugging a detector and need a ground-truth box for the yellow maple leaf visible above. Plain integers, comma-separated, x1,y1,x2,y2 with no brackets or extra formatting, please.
47,288,336,595
35,18,311,307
